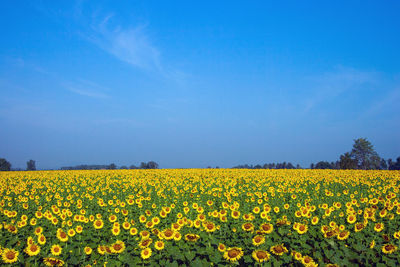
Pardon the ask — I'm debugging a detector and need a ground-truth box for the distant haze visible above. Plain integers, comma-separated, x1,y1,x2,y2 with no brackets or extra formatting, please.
1,1,399,169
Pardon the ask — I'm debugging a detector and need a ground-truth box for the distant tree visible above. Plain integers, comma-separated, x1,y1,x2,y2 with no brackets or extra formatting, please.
140,162,148,169
296,164,301,169
350,138,381,169
339,152,357,169
120,166,128,169
254,164,262,169
286,162,295,169
26,160,36,171
379,159,387,170
147,161,159,169
0,158,11,171
314,161,333,169
388,157,400,170
109,163,117,170
310,163,315,169
129,165,138,169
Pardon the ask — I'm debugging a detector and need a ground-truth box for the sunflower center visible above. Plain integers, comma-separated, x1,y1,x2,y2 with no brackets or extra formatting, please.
6,251,16,260
256,251,267,259
274,246,283,253
114,244,122,251
228,249,240,258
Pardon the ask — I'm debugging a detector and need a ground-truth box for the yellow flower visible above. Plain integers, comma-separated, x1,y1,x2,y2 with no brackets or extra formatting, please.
252,235,265,246
218,243,226,252
252,250,270,263
184,234,200,242
51,244,62,256
25,244,41,256
93,219,104,230
84,247,92,255
223,247,244,262
43,257,65,267
141,248,152,259
110,240,125,254
270,244,288,256
382,244,397,254
154,241,165,251
2,248,19,264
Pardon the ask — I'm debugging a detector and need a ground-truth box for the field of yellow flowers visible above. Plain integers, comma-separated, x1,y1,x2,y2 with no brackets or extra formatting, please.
1,169,400,266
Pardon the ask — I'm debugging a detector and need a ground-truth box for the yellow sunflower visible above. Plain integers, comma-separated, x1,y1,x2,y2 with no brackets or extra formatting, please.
154,241,165,251
25,244,41,256
382,244,397,254
270,244,288,256
252,235,265,246
252,250,270,263
223,247,244,262
184,234,200,242
84,247,92,255
50,244,62,256
2,248,19,264
43,257,65,267
141,248,152,260
110,240,125,254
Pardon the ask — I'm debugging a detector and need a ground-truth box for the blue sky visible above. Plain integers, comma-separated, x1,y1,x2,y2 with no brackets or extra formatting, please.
1,1,399,169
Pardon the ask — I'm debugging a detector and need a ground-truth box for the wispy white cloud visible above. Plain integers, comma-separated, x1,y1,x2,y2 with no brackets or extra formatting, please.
302,66,379,113
63,80,109,98
87,14,161,72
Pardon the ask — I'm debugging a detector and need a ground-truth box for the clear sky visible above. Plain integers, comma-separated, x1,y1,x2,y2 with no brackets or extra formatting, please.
1,1,399,169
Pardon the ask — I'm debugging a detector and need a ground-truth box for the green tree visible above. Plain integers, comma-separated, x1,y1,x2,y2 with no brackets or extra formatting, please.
339,152,357,169
27,159,36,171
0,158,11,171
350,138,381,170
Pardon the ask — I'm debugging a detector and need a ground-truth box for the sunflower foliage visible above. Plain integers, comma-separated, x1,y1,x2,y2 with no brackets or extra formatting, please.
0,169,400,266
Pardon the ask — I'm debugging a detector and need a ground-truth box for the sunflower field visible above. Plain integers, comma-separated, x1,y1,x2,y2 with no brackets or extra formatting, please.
1,169,400,266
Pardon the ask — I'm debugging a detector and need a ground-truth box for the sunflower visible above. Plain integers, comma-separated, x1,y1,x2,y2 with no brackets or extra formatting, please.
162,229,175,240
223,247,244,262
56,230,68,242
252,250,270,263
296,224,308,234
139,238,152,249
347,214,356,224
37,234,46,245
382,244,397,254
25,244,41,256
34,226,43,235
67,229,76,237
173,232,182,241
252,235,265,246
93,219,104,230
231,210,240,219
374,223,384,232
154,241,165,250
2,248,19,264
75,225,83,233
109,214,117,223
130,227,138,236
84,247,92,255
51,244,62,256
110,240,125,254
97,245,107,255
111,227,121,236
311,216,319,225
141,248,152,260
270,244,288,256
259,223,273,234
43,257,65,267
301,255,316,266
122,221,131,230
242,222,254,232
185,234,200,242
337,231,350,240
204,222,216,232
218,243,226,252
354,222,364,232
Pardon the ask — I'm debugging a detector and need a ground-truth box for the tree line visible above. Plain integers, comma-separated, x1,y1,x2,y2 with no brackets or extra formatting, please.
0,160,159,171
232,138,400,170
1,138,399,171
